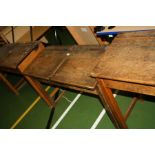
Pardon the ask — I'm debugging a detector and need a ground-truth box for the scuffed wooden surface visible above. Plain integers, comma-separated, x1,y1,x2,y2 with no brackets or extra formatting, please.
24,46,69,79
0,42,39,70
92,30,155,86
118,29,155,37
24,45,106,90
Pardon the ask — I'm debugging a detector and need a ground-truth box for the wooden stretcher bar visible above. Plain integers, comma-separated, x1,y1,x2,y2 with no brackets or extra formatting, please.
0,73,19,95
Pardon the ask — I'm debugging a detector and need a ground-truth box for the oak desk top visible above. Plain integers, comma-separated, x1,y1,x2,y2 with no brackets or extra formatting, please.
91,30,155,86
24,45,105,90
0,42,39,71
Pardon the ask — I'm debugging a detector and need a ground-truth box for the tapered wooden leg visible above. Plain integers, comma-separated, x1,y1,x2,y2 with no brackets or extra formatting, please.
0,73,19,95
124,97,138,121
97,79,128,129
15,78,26,91
24,75,53,107
46,89,65,129
46,88,60,129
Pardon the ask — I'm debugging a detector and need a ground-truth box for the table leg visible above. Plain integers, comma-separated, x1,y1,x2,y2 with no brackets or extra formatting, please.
46,89,66,128
0,73,19,95
24,75,54,108
97,79,128,129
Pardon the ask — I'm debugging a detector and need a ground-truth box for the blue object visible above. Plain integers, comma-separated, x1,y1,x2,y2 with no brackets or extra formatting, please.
96,29,155,37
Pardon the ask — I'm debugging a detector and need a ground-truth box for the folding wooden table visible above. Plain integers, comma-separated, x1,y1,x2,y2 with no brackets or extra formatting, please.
0,42,54,107
20,45,108,126
2,30,155,128
22,36,155,129
91,30,155,128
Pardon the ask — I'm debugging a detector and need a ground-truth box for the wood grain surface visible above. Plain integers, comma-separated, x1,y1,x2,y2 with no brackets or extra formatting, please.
24,45,106,90
91,30,155,86
0,42,39,70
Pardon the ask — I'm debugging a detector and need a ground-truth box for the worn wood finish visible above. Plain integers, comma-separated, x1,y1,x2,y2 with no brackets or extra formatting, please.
90,30,155,128
18,43,45,72
92,32,155,86
23,46,69,79
0,42,40,95
51,46,106,89
24,45,106,90
17,43,54,107
22,44,129,128
0,42,54,107
0,42,39,70
103,79,155,96
97,79,128,128
0,26,49,95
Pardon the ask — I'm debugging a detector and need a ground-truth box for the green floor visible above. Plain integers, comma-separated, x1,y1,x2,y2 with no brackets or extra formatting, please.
1,27,155,129
1,73,155,129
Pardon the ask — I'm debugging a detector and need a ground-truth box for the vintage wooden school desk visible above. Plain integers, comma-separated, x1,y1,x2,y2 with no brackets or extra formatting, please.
0,42,54,107
91,30,155,128
20,45,110,124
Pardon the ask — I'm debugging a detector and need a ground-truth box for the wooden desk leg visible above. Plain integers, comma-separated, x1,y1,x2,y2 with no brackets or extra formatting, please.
24,75,53,108
0,73,19,95
97,79,128,129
